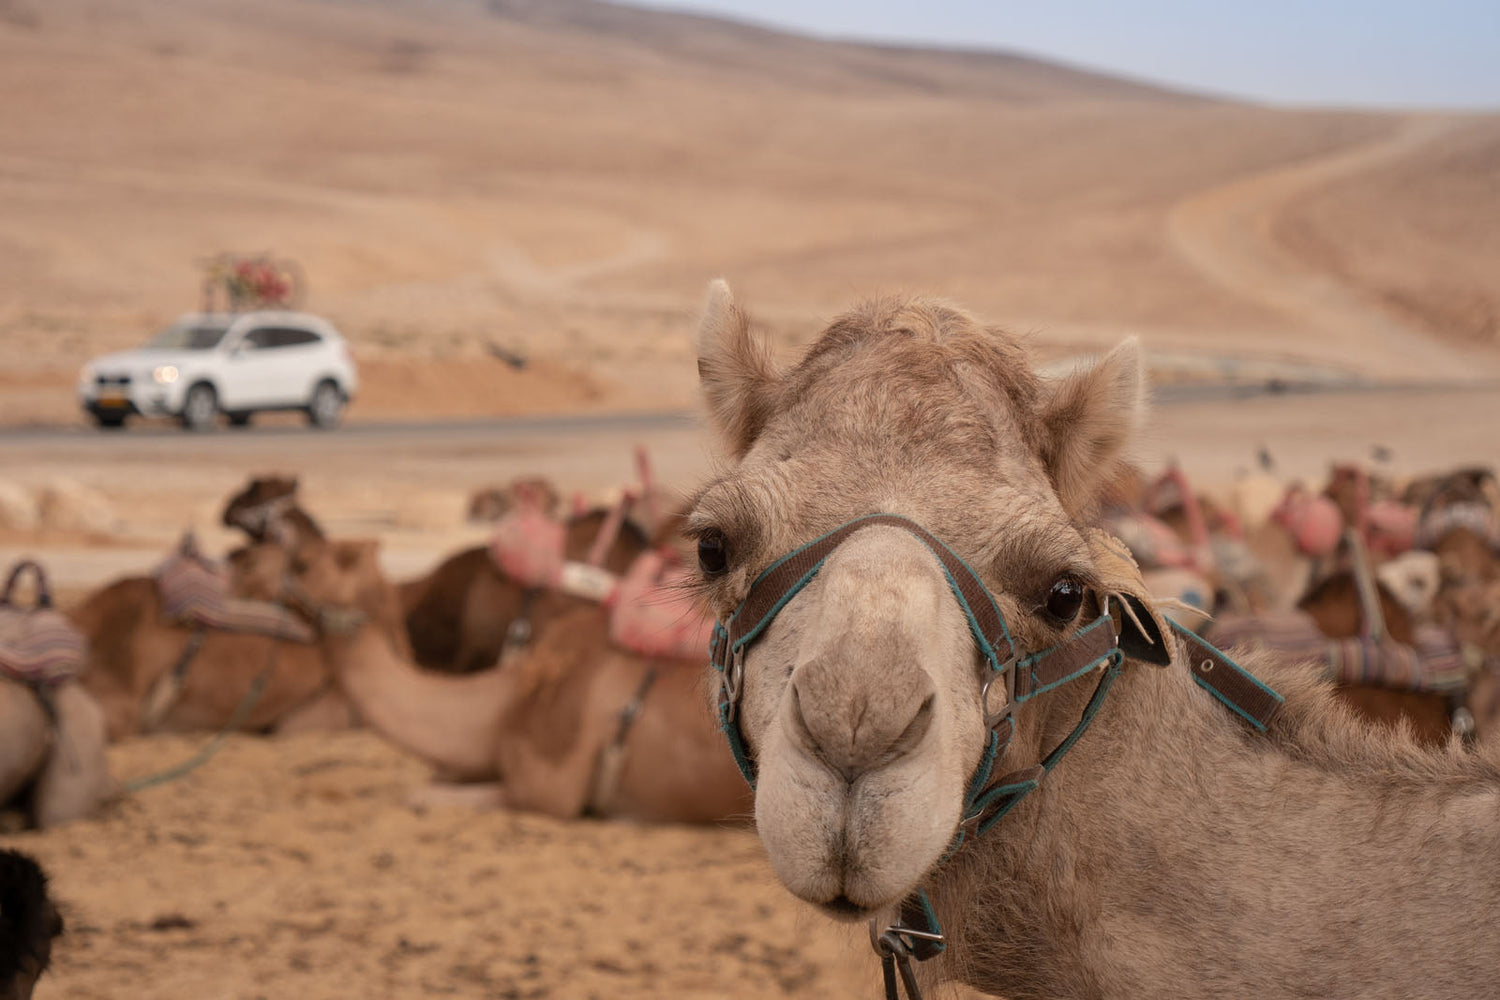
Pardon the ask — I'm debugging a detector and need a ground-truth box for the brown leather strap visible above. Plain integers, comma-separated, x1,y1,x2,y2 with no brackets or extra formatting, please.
1011,614,1117,701
1173,623,1283,731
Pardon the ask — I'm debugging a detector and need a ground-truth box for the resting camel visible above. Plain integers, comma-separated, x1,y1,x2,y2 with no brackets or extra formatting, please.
221,474,324,555
0,850,64,1000
71,541,371,741
1294,568,1459,744
399,490,652,674
685,281,1500,1000
1,563,113,828
290,535,752,823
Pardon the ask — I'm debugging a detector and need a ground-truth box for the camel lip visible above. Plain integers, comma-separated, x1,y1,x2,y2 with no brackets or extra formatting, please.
815,894,878,923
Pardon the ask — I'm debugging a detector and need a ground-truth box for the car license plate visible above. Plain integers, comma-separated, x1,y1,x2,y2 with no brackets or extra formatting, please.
98,392,128,407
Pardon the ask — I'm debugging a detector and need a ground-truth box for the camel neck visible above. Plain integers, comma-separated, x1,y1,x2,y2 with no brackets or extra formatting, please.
328,627,512,779
933,654,1500,1000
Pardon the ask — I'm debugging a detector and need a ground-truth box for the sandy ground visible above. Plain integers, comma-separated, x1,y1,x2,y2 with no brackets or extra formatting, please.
0,731,889,1000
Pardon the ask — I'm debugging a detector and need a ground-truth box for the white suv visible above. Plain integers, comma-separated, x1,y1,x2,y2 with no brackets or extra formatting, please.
79,311,358,431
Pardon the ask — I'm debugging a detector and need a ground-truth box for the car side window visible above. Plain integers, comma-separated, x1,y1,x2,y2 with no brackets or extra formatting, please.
241,327,321,350
275,328,321,348
242,328,278,350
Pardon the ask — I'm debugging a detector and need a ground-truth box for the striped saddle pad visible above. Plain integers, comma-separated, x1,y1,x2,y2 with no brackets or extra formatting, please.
0,605,85,686
1207,612,1467,693
154,553,316,644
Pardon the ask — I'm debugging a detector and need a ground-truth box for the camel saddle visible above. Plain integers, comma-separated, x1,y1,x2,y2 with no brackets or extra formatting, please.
0,561,85,687
154,544,316,643
1206,611,1467,694
1271,486,1343,559
1104,513,1197,571
607,549,715,661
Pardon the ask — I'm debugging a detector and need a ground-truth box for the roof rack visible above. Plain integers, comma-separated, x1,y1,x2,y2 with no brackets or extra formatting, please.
199,253,306,313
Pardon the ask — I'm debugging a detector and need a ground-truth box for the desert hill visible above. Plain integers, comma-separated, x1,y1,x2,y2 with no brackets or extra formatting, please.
0,0,1496,421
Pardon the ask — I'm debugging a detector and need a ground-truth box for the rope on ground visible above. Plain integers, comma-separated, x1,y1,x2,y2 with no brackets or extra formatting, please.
120,668,273,795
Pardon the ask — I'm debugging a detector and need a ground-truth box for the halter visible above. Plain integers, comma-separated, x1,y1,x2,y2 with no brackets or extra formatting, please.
708,513,1283,999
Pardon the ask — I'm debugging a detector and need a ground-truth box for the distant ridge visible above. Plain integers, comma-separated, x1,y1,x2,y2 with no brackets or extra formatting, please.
480,0,1204,103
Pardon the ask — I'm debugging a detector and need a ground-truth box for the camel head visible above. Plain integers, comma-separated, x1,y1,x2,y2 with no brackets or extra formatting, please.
286,538,409,650
221,474,300,539
466,477,562,524
686,282,1147,919
0,850,64,1000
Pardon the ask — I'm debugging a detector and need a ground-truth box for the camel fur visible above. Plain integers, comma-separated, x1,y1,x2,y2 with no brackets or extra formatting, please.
686,281,1500,1000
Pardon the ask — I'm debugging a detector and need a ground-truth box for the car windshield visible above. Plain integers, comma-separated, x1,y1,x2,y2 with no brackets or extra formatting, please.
146,321,231,350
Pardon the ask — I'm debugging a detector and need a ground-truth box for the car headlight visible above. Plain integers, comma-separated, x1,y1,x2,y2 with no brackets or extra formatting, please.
153,365,179,385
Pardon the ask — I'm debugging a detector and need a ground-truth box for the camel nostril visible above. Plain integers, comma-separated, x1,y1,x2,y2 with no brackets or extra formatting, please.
888,693,935,760
789,673,936,783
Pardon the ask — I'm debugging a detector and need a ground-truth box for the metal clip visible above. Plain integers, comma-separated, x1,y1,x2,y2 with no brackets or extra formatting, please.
980,659,1016,732
720,645,746,724
868,917,938,1000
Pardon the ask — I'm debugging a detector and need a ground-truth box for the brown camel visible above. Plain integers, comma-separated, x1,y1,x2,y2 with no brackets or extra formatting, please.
686,281,1500,1000
0,850,64,1000
292,535,752,824
1,562,113,828
399,503,652,674
70,541,373,741
1,676,112,828
1295,569,1458,744
221,474,325,553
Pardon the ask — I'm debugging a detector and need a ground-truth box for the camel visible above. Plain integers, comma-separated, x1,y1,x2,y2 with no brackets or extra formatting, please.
289,532,753,823
221,474,324,554
1292,568,1460,744
0,850,64,1000
685,281,1500,1000
70,541,369,741
399,491,653,674
1,563,113,828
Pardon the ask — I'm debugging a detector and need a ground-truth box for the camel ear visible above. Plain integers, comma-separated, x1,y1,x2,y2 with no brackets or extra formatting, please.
1036,337,1145,517
695,279,779,459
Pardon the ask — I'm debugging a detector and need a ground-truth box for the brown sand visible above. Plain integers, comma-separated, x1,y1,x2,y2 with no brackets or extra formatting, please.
2,731,885,1000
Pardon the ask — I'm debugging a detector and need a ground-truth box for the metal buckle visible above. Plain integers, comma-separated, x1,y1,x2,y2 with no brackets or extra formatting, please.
980,658,1016,731
719,645,745,724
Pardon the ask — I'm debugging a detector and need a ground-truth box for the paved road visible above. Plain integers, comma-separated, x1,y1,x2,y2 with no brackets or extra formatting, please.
5,378,1497,455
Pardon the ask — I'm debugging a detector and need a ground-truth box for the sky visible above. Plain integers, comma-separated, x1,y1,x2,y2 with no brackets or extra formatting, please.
640,1,1500,109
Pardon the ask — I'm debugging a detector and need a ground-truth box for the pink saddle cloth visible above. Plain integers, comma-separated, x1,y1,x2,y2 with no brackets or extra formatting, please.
1106,514,1196,571
608,551,714,661
1271,488,1343,559
489,508,567,588
1207,612,1465,693
154,552,315,643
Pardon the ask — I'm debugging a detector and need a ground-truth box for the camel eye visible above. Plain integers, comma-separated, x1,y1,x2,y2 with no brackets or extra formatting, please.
697,530,730,577
1043,577,1086,624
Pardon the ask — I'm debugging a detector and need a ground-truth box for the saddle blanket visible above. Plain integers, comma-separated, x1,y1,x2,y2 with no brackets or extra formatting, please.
155,552,316,643
0,605,85,686
1207,612,1466,693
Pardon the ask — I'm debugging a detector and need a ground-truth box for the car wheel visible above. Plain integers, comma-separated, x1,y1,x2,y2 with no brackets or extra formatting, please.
180,383,218,432
305,380,344,429
92,412,127,430
227,411,253,428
